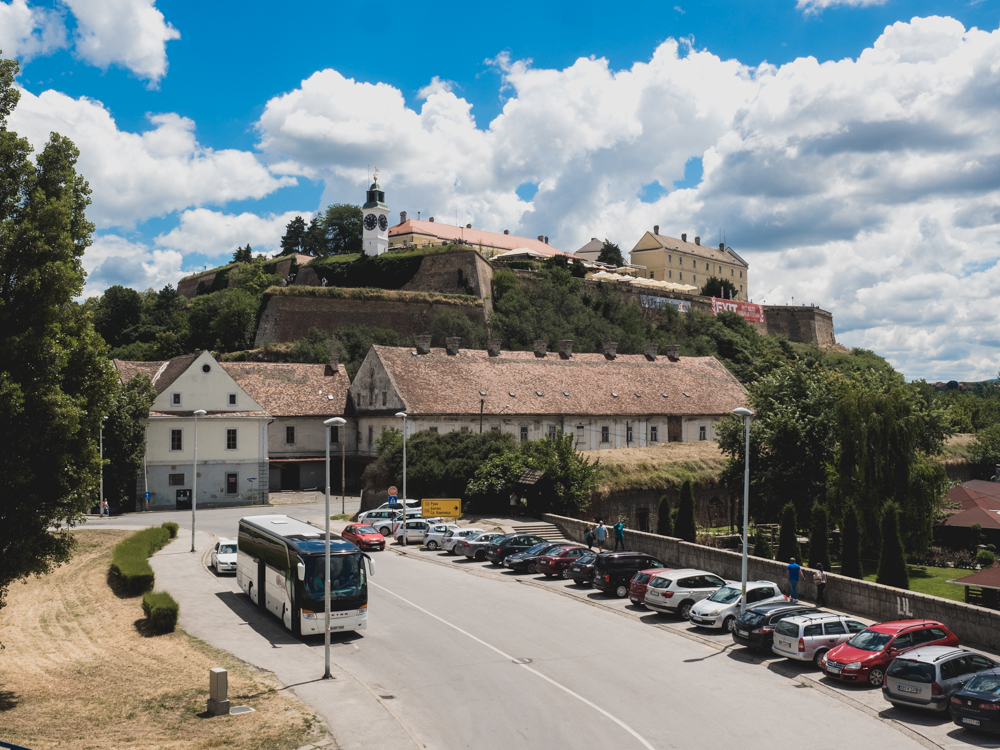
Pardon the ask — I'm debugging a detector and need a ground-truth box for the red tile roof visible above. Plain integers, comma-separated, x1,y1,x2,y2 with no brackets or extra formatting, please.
943,486,1000,529
220,362,350,417
114,354,199,394
365,346,746,417
389,219,567,257
965,480,1000,499
950,566,1000,590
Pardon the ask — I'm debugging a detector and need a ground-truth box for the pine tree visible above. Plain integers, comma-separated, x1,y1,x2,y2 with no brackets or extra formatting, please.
809,501,832,571
675,481,697,542
876,501,909,589
777,502,802,563
840,506,863,579
656,495,673,536
754,527,773,559
279,215,307,255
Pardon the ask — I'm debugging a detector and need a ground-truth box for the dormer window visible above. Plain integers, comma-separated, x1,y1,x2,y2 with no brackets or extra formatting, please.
171,393,181,406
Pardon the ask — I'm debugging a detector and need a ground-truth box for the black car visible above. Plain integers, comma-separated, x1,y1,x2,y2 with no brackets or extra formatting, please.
569,552,598,586
485,534,546,565
951,668,1000,734
593,552,670,597
731,603,816,650
505,542,571,573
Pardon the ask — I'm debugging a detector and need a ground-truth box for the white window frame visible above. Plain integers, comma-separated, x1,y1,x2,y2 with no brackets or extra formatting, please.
171,392,181,406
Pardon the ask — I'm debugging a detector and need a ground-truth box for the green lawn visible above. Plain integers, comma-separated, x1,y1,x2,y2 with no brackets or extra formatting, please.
850,563,968,602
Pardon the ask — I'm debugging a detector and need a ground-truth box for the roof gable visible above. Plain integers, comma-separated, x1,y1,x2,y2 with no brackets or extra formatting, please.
222,362,350,417
630,232,748,268
146,351,265,414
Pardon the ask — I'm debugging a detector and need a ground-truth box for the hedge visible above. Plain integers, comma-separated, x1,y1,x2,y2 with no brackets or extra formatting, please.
162,521,179,539
142,591,179,634
109,525,171,596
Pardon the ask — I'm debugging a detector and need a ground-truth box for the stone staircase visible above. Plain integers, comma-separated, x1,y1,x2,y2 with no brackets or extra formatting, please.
512,521,573,543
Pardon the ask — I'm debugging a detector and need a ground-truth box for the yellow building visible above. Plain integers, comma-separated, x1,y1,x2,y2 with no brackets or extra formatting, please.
630,228,749,301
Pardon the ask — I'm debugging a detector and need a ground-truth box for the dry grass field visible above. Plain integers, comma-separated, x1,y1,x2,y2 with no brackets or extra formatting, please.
0,529,325,750
585,441,728,495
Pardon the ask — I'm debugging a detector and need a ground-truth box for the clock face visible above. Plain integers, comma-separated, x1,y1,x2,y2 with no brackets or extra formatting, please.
364,213,378,231
378,214,388,231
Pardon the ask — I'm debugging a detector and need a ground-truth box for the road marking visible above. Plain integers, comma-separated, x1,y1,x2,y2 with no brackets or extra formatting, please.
370,581,656,750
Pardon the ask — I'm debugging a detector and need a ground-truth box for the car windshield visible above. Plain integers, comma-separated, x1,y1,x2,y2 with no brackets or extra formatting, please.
887,660,935,683
847,630,893,652
355,526,378,535
302,554,365,603
633,573,651,585
737,611,765,627
219,544,236,554
647,577,672,589
708,586,741,604
577,553,596,565
965,675,1000,696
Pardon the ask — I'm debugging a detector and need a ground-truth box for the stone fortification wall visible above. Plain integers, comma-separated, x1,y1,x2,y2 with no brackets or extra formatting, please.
177,257,297,299
545,513,1000,651
761,305,837,347
254,294,486,347
401,249,495,312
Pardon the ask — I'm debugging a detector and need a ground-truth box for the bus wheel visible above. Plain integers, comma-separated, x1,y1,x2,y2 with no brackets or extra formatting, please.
248,582,254,604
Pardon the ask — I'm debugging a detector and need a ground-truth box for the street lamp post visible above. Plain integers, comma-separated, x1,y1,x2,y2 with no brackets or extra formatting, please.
323,417,340,679
329,417,347,515
99,416,107,515
733,406,754,612
395,412,408,547
191,409,207,553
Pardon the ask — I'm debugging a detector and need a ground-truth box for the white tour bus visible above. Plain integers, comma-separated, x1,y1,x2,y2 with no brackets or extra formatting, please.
237,515,374,636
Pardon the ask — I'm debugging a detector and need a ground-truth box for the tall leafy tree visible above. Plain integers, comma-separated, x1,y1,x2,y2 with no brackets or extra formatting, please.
302,217,327,256
656,495,673,536
104,375,156,512
597,239,625,267
0,54,117,618
674,480,697,542
699,277,739,300
94,285,143,348
279,215,308,255
777,502,802,563
232,244,253,263
840,506,863,579
321,204,363,255
809,502,832,571
876,501,909,589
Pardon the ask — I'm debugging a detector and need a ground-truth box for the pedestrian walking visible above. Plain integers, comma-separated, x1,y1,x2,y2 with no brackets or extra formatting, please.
787,557,801,602
509,492,518,518
101,499,109,517
584,524,594,550
613,519,626,550
814,563,827,606
594,520,607,552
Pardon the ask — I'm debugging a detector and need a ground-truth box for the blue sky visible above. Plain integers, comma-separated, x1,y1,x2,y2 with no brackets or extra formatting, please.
3,0,1000,380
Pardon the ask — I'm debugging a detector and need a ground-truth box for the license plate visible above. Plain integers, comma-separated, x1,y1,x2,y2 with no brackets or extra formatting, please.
963,718,981,726
827,666,841,675
897,685,919,694
737,630,749,637
778,640,790,648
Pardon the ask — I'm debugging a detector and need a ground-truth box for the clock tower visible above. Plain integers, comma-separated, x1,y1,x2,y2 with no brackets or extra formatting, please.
362,173,390,256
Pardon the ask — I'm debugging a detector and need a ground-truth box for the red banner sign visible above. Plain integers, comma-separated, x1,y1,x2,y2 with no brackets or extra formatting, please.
710,297,765,323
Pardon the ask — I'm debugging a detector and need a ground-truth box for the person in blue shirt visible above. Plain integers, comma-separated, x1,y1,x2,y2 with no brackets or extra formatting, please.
613,520,626,550
594,520,607,552
787,558,801,602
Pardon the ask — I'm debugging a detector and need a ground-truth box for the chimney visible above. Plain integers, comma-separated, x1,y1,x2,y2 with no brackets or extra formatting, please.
487,338,502,357
326,351,340,375
544,236,549,244
681,233,687,243
695,236,701,245
466,223,472,229
664,344,681,362
504,229,509,235
429,217,434,222
654,225,659,235
416,334,432,355
537,235,544,242
558,340,573,359
719,242,725,251
400,211,407,223
602,341,618,360
445,337,461,355
533,340,548,358
644,344,657,361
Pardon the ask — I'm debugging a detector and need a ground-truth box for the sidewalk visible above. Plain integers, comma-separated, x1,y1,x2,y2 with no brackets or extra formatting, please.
149,529,418,750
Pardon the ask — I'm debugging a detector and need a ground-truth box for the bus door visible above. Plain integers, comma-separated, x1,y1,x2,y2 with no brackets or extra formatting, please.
257,558,267,611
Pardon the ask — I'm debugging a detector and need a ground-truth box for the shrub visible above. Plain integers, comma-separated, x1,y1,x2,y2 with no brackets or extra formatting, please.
876,501,909,589
840,507,863,579
776,503,801,564
656,495,673,537
110,526,171,596
675,481,697,543
977,549,996,568
142,591,179,634
754,527,773,559
162,521,179,538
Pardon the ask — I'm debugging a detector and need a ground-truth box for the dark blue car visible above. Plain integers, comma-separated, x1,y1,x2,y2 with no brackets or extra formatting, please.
951,668,1000,733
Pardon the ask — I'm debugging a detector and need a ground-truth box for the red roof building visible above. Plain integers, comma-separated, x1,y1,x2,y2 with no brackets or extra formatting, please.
387,214,566,258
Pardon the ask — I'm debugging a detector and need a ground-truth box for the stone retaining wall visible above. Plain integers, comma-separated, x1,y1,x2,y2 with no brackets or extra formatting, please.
544,513,1000,651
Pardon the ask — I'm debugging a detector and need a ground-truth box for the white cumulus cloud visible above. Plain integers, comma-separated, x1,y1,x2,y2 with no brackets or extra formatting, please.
0,0,66,60
84,234,184,298
154,208,314,259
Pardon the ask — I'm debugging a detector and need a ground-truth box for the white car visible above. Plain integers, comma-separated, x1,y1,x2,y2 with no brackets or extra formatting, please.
643,569,729,619
211,538,237,574
689,581,787,631
359,508,420,535
442,528,487,554
394,519,439,544
423,523,462,550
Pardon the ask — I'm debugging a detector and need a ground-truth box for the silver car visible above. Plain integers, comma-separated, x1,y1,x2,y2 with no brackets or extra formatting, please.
883,646,998,712
459,532,506,561
442,528,487,554
772,612,867,667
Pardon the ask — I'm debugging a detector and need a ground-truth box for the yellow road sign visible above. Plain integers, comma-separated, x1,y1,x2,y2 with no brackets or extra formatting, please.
422,499,462,518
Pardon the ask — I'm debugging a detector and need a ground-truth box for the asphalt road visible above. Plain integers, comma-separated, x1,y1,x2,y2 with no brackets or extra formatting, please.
104,507,1000,749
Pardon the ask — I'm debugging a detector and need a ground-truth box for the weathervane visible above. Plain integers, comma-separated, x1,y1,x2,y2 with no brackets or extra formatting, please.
373,166,380,183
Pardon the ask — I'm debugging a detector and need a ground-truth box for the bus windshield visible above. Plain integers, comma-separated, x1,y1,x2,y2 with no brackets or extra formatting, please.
302,554,365,604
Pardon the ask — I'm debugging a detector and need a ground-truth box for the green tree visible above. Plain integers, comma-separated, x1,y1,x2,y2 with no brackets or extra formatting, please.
94,285,143,348
840,506,863,579
597,239,625,267
754,527,773,559
0,54,117,619
970,424,1000,480
321,204,363,255
699,277,739,299
302,217,327,256
656,495,673,536
231,257,280,297
279,215,308,255
104,375,156,512
428,307,487,349
809,501,832,571
232,244,253,263
876,500,909,589
674,480,697,542
213,289,259,351
777,502,802,563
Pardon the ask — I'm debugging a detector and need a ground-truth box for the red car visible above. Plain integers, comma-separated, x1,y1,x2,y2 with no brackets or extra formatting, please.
536,546,590,578
341,524,386,551
629,568,674,606
822,619,958,687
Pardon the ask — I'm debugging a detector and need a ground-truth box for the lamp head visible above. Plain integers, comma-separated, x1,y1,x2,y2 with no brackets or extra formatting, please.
732,407,754,418
324,417,346,426
395,411,407,419
193,409,207,416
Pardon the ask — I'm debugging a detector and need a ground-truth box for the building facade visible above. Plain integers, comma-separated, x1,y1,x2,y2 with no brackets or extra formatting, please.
387,213,564,258
630,229,750,300
362,178,390,256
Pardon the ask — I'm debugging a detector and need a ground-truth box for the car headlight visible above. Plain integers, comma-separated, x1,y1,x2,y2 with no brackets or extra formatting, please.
845,662,862,670
707,609,722,617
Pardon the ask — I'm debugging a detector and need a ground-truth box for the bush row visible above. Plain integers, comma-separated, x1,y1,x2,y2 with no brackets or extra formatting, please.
109,524,172,596
142,591,179,634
